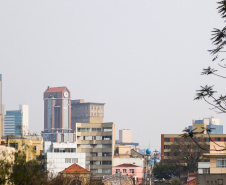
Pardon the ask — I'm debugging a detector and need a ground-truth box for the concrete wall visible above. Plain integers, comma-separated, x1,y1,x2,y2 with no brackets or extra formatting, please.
196,174,226,185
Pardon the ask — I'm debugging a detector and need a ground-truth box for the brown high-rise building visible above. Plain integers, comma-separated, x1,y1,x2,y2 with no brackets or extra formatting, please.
71,99,105,131
43,86,71,133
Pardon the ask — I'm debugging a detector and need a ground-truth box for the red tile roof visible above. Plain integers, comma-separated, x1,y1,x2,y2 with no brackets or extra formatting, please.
115,163,139,167
44,87,67,93
61,163,90,173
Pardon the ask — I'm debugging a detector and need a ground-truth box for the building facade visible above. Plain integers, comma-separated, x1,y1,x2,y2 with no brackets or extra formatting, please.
188,117,223,134
112,163,143,184
44,86,71,133
119,129,132,143
71,99,105,131
43,86,73,142
161,134,226,162
1,135,42,161
76,122,115,175
4,105,29,136
44,141,86,176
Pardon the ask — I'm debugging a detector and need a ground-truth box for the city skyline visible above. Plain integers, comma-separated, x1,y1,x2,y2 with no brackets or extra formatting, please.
0,0,225,151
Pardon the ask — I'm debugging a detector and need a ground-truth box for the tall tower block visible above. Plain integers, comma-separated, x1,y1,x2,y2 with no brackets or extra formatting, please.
44,86,71,133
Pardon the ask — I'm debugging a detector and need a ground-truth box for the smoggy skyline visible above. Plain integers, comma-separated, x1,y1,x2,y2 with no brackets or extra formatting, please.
0,0,225,151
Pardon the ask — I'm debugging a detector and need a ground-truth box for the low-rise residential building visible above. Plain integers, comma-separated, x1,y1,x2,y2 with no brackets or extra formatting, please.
112,163,143,184
60,163,91,185
44,141,86,176
1,135,42,161
197,141,226,184
76,122,115,175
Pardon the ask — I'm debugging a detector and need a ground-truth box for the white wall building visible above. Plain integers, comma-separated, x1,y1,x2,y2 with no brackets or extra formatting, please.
44,141,86,176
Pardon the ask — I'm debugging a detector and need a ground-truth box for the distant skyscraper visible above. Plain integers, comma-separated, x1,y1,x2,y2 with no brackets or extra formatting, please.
42,86,73,142
4,105,29,136
44,86,71,133
71,99,105,131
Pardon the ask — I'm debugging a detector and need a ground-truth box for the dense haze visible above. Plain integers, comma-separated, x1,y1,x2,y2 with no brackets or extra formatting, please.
0,0,225,151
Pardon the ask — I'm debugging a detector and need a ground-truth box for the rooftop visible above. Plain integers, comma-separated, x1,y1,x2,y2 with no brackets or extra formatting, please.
61,163,90,173
114,163,140,167
44,86,67,93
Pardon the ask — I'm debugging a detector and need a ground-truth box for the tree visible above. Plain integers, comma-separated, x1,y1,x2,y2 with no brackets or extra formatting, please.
167,137,207,173
0,149,48,185
152,162,177,180
195,1,226,113
185,1,226,151
170,178,183,185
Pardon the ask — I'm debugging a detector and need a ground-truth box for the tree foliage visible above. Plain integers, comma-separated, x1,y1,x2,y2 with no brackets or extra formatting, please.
168,137,207,173
0,149,47,185
152,162,177,180
170,178,183,185
195,1,226,113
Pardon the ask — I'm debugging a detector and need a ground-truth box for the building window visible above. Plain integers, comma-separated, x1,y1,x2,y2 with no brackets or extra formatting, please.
164,145,170,149
91,106,93,110
102,152,112,157
91,169,98,173
123,169,127,174
94,107,96,110
90,152,98,157
103,136,112,140
217,158,226,168
92,128,101,132
116,169,120,173
101,113,103,117
102,161,112,165
103,127,112,132
34,146,39,150
164,152,169,156
9,143,18,150
97,113,99,117
101,107,103,110
174,138,179,142
129,169,134,174
65,158,71,163
91,113,93,116
103,169,112,174
164,138,170,142
72,158,78,163
94,113,96,116
215,138,221,141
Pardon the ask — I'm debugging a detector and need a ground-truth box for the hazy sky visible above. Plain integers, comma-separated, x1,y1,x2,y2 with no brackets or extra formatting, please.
0,0,225,151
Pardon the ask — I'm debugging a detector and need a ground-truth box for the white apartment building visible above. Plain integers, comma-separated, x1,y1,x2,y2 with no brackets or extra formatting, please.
44,141,86,176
